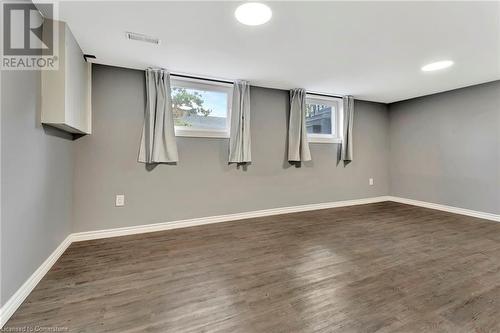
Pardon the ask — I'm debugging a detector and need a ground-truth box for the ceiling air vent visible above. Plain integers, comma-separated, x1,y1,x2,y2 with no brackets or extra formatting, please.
126,32,160,45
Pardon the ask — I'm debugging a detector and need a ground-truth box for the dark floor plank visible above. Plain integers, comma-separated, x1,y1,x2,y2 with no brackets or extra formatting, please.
5,202,500,332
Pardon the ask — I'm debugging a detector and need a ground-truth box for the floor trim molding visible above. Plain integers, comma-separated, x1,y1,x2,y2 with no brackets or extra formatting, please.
0,235,73,328
3,195,498,328
388,196,500,222
71,196,391,242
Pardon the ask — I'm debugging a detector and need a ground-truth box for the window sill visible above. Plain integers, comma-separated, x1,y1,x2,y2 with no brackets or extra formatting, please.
175,129,230,139
308,137,342,144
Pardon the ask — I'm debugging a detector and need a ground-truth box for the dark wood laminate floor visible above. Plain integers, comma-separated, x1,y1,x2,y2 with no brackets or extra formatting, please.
5,202,500,332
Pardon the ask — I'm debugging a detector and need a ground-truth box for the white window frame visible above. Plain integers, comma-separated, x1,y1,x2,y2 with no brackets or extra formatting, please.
170,76,233,139
305,94,343,144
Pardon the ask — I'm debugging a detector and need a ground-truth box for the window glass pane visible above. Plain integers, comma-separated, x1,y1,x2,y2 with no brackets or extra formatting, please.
306,103,333,135
171,87,227,130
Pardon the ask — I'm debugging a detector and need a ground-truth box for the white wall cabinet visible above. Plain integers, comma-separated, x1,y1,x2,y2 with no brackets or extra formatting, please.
41,20,91,134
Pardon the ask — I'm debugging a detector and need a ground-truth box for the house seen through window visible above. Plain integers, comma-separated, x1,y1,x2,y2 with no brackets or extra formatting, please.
305,95,343,143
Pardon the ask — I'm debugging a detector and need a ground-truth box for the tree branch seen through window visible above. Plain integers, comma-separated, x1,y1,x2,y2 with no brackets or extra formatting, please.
172,88,213,127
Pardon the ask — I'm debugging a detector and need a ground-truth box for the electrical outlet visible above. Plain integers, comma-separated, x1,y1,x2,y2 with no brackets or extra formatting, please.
115,194,125,207
369,178,374,186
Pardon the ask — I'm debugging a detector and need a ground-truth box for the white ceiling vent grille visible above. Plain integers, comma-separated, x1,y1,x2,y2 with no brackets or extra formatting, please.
126,32,160,45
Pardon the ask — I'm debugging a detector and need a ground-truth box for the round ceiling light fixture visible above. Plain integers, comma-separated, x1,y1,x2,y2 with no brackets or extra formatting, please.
421,60,454,72
235,2,272,26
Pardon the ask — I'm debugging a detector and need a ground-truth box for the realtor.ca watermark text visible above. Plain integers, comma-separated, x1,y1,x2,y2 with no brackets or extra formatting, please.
1,1,58,70
2,56,57,68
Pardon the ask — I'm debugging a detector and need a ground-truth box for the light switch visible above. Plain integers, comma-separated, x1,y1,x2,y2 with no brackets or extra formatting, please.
115,194,125,207
369,178,374,186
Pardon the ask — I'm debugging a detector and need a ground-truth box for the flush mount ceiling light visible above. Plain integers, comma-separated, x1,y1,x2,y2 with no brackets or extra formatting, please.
235,2,272,26
421,60,454,72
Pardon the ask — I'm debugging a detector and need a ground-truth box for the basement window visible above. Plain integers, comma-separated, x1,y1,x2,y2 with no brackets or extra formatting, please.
171,77,232,138
305,94,343,143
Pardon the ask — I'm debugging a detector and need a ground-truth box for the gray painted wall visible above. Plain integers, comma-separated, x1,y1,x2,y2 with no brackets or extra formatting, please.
72,65,390,232
1,71,74,305
2,63,498,309
389,80,500,214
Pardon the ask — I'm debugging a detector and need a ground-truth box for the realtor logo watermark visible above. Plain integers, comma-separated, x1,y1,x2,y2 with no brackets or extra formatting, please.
1,1,58,70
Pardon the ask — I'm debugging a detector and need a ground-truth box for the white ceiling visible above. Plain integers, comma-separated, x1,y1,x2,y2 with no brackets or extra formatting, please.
56,1,500,103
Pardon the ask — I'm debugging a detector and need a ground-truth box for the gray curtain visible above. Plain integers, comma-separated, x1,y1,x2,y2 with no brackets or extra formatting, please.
341,95,354,162
138,68,179,163
229,81,251,163
288,88,311,162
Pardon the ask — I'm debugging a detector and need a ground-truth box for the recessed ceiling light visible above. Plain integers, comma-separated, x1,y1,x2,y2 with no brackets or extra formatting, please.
421,60,454,72
235,2,272,26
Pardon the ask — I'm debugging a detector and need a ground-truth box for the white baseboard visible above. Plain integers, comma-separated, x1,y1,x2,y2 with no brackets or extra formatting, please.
0,235,72,328
71,196,391,242
388,196,500,222
3,194,498,328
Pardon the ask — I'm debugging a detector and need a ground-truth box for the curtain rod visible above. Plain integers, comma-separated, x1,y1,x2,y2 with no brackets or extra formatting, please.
306,92,344,99
170,73,344,98
102,61,345,96
170,73,234,85
157,72,346,98
171,73,345,98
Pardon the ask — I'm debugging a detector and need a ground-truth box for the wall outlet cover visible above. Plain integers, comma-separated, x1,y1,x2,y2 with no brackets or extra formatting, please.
115,194,125,206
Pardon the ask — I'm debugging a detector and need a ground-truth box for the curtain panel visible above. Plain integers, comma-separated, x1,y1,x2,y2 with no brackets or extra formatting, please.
288,88,311,162
229,81,252,163
341,95,354,162
138,68,179,164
